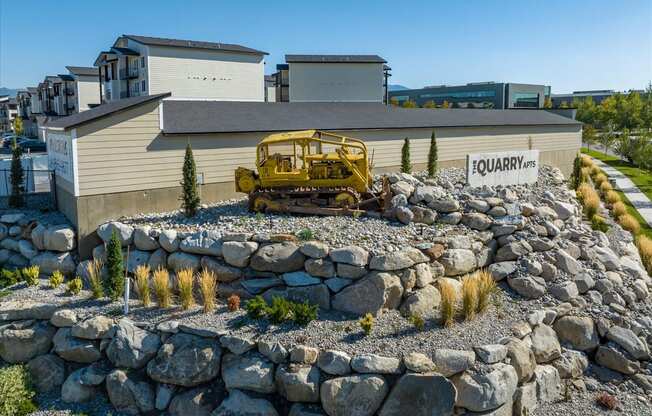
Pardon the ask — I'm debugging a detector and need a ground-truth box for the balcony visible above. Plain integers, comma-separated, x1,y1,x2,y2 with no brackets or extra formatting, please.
65,89,75,96
119,68,139,80
119,90,141,99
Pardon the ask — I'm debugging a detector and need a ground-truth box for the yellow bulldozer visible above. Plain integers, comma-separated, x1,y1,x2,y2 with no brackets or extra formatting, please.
235,130,389,215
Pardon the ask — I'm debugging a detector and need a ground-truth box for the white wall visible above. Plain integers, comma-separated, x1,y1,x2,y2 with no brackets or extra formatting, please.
146,45,265,101
76,75,100,111
289,63,384,102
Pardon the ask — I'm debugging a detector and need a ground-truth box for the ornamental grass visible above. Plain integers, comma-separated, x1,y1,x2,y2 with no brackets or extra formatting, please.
582,190,601,219
438,279,457,328
133,265,151,307
152,268,172,308
177,269,195,310
199,268,217,313
594,173,608,187
86,259,104,299
476,269,497,314
461,275,479,321
605,190,621,205
618,214,640,235
589,165,601,178
636,235,652,274
580,154,593,168
611,201,627,217
598,180,613,194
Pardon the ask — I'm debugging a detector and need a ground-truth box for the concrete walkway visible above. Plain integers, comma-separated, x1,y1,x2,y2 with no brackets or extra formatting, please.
591,158,652,227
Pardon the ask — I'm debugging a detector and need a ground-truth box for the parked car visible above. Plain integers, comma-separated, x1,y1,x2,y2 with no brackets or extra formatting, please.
2,136,30,148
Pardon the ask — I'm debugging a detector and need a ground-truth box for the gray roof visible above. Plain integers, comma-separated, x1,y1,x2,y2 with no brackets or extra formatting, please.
58,74,75,82
285,54,386,63
66,66,99,76
162,101,580,134
45,93,171,130
111,46,140,56
123,34,267,55
26,87,38,94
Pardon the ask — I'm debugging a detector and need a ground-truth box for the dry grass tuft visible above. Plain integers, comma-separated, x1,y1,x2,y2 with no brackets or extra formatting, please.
596,392,618,410
618,214,640,235
199,268,217,313
461,275,479,321
594,173,608,187
636,235,652,274
476,269,497,314
227,294,240,312
177,269,195,310
582,190,601,218
133,264,151,307
589,165,601,178
576,183,594,202
152,268,172,308
438,280,457,327
605,190,621,204
598,180,613,195
580,154,593,167
611,201,627,217
86,259,104,299
580,167,591,182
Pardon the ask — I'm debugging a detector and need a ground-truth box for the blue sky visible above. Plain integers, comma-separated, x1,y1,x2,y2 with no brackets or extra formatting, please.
0,0,650,93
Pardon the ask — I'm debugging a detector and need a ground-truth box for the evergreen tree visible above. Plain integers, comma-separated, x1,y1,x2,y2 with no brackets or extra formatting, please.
570,153,583,190
12,116,23,136
105,230,124,301
180,143,200,217
427,131,438,177
8,138,24,208
401,138,412,174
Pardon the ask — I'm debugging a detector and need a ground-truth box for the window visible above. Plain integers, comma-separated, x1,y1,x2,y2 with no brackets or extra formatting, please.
141,80,146,92
141,57,145,68
511,92,539,108
419,90,495,99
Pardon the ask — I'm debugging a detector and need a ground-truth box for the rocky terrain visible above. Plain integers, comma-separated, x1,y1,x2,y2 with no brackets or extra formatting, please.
0,165,651,415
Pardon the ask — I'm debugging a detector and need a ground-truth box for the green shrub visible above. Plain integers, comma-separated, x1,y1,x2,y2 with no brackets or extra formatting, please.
591,215,609,232
67,276,82,295
245,296,268,319
291,301,318,326
49,270,64,289
0,364,37,416
21,266,39,287
296,228,314,241
409,313,425,331
359,313,374,336
427,131,438,177
180,143,200,217
0,269,18,288
267,296,292,324
105,230,124,301
401,138,412,173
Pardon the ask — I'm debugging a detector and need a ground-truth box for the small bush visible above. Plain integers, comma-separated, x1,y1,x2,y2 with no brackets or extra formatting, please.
582,190,600,218
636,235,652,273
0,269,17,288
296,228,314,241
66,277,82,295
591,215,609,232
439,279,457,327
598,181,612,194
476,269,497,314
580,154,593,167
589,165,600,178
576,183,593,202
291,301,318,326
86,259,104,299
246,295,268,319
105,230,124,301
618,214,640,235
611,201,627,217
596,391,618,410
268,296,292,324
359,313,374,335
0,364,36,416
48,270,64,289
227,294,240,312
605,190,621,204
199,269,217,313
409,313,425,331
594,173,608,187
461,275,479,321
22,266,40,287
152,268,172,308
580,167,591,182
133,265,151,306
177,269,195,310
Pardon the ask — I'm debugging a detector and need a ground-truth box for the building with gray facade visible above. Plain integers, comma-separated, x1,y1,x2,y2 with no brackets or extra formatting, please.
389,82,550,109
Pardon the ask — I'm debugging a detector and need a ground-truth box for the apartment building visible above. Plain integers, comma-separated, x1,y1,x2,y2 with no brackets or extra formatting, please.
16,89,39,137
0,96,18,133
93,34,267,102
273,55,390,103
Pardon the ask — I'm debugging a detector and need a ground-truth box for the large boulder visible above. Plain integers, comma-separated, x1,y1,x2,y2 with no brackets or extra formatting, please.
133,226,160,251
369,248,429,271
276,364,320,402
30,251,76,275
221,352,275,393
43,225,76,252
551,349,589,379
432,349,476,377
379,373,456,416
400,285,440,317
147,333,222,387
98,221,134,246
488,261,517,281
530,324,561,363
250,242,306,272
462,213,493,231
27,354,65,392
329,246,369,267
167,251,201,272
31,223,46,250
350,354,402,374
18,239,38,259
106,369,155,415
180,231,223,256
300,241,330,259
332,272,403,315
212,389,278,416
507,275,546,299
222,241,259,267
533,365,561,403
506,338,536,383
159,229,180,252
168,384,226,416
317,350,351,376
320,375,388,416
440,249,477,276
0,300,58,321
606,326,651,360
553,316,599,352
452,363,518,412
0,320,56,363
71,315,114,340
52,327,102,363
201,256,243,282
61,368,97,403
495,241,531,262
595,344,640,375
106,318,161,369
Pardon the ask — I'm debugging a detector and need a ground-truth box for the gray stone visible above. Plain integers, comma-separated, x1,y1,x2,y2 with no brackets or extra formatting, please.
573,273,595,294
220,335,256,355
276,364,320,402
8,252,29,267
97,221,134,246
439,212,462,225
468,199,490,212
43,225,76,252
148,248,168,271
414,262,433,287
289,404,326,416
329,245,369,266
555,250,581,275
168,384,225,415
403,352,436,372
320,375,388,416
432,348,475,376
133,226,160,251
336,263,367,279
396,206,414,224
474,344,508,364
530,324,561,363
379,373,456,416
31,223,46,250
429,198,460,213
533,365,561,403
30,251,76,275
488,261,517,281
71,315,114,340
212,389,278,416
262,284,331,310
106,318,161,369
514,382,538,416
551,349,589,379
126,249,151,274
332,272,403,316
495,241,531,262
594,246,621,271
0,323,52,363
147,333,222,387
305,258,335,278
27,354,65,392
324,277,352,293
399,285,440,317
159,229,180,252
180,231,223,256
282,271,322,286
18,239,38,259
258,340,288,364
453,363,518,412
61,368,96,403
369,248,429,271
508,275,546,299
201,256,243,282
440,248,477,276
317,350,351,375
606,326,650,360
53,327,102,363
553,316,599,352
106,369,155,415
221,352,275,393
0,300,58,321
506,338,537,383
595,344,640,375
50,309,78,328
167,251,201,272
250,242,306,272
290,345,319,364
549,281,579,301
350,354,402,374
222,241,258,267
300,241,330,259
462,212,493,231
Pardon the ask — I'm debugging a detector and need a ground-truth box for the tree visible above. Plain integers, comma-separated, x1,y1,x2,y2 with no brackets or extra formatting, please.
422,100,436,109
427,131,438,177
599,122,616,153
105,230,124,301
575,97,597,126
180,143,200,217
466,102,476,109
582,124,598,151
451,102,461,109
642,82,652,131
401,100,417,108
12,116,23,136
560,101,569,109
569,153,583,190
389,97,400,107
614,129,634,163
543,97,553,109
401,138,412,173
8,138,24,208
441,100,451,109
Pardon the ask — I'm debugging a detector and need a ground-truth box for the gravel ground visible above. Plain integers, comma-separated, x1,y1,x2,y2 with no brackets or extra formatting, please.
29,391,120,416
0,208,70,227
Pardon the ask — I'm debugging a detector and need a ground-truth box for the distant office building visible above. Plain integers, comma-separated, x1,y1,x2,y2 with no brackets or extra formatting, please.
274,55,390,103
389,82,550,109
550,90,615,108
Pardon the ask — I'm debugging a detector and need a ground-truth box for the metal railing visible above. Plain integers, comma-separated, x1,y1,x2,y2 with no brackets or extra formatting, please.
0,169,56,209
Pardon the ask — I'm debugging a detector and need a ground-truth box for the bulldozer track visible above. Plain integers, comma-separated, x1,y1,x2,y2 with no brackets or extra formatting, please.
249,186,368,213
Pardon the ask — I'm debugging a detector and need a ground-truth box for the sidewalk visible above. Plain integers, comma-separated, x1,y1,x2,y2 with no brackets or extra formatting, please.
591,158,652,227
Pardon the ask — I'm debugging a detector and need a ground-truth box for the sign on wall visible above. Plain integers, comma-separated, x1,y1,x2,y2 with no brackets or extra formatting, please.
466,150,539,187
47,132,74,184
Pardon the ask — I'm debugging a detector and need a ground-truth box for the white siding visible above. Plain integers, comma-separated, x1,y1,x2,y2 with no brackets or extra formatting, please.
289,63,384,102
76,76,100,111
146,45,265,101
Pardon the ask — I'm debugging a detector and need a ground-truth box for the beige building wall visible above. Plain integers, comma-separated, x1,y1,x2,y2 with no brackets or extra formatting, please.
289,63,384,102
75,75,101,111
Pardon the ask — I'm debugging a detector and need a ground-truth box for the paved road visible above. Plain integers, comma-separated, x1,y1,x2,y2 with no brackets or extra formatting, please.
591,158,652,227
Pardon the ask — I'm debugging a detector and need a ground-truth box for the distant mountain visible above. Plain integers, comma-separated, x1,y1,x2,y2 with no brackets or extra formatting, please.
388,84,409,91
0,88,19,97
